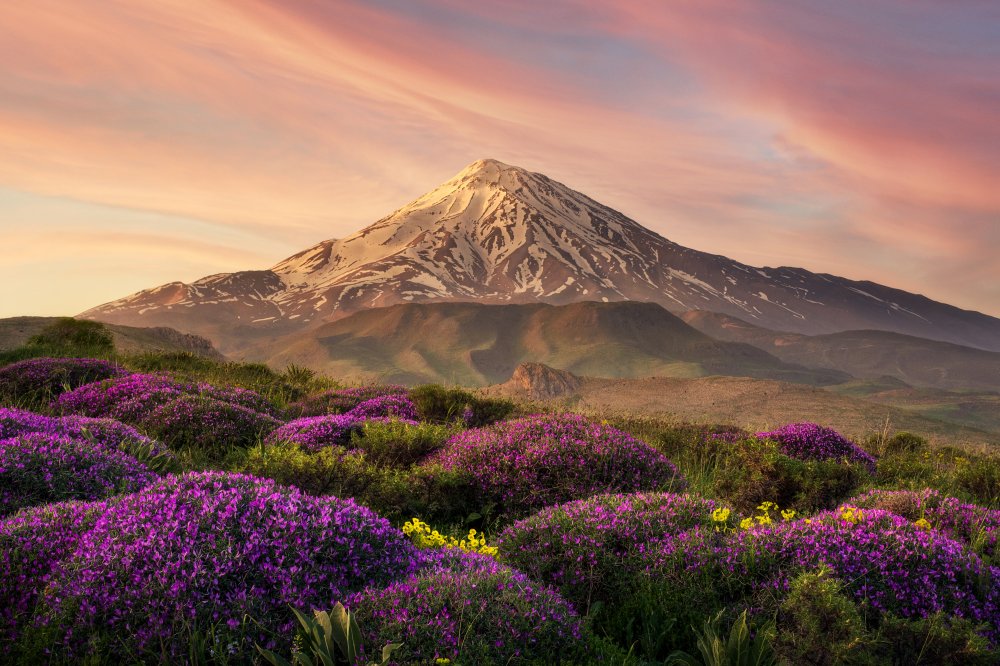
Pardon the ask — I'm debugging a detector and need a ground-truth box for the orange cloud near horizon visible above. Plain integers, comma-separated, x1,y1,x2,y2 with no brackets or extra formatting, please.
1,0,998,317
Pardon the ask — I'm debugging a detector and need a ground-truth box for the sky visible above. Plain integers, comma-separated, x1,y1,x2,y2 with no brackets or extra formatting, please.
2,0,998,318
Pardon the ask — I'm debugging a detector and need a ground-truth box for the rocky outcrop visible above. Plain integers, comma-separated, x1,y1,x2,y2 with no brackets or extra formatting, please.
507,362,581,399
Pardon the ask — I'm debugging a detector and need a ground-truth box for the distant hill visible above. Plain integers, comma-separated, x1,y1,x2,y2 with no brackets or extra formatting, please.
682,310,1000,392
0,317,224,359
254,301,849,387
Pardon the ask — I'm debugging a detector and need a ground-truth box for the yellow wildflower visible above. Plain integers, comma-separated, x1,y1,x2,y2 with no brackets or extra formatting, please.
711,507,731,523
839,505,864,525
914,518,932,531
740,517,754,530
781,509,796,522
402,517,497,556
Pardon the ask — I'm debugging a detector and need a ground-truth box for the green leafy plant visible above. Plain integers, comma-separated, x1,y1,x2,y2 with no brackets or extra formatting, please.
667,610,775,666
257,603,400,666
772,568,870,665
409,384,515,426
712,437,864,513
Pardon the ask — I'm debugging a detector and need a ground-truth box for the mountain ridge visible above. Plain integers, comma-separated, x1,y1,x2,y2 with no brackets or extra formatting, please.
81,158,1000,353
253,300,850,387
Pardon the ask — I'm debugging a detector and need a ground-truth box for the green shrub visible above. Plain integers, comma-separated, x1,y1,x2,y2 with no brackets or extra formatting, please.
773,569,871,666
409,384,515,426
712,438,865,513
882,431,929,456
242,442,478,526
868,613,997,665
874,447,1000,506
244,441,381,498
27,319,114,356
348,420,453,467
955,458,1000,506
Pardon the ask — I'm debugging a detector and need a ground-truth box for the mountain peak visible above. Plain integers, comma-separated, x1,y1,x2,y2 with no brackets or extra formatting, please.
82,160,1000,354
446,157,526,191
460,157,515,174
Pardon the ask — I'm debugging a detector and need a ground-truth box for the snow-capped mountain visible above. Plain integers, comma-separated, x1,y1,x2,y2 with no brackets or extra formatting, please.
82,158,1000,353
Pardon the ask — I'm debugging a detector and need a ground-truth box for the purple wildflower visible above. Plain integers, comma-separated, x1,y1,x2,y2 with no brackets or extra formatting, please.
266,394,419,452
347,558,589,664
0,407,172,460
0,357,126,403
426,414,685,515
499,492,717,610
756,423,877,474
53,372,280,421
853,488,1000,563
0,433,157,515
653,508,999,641
0,500,105,645
33,471,419,660
138,394,280,449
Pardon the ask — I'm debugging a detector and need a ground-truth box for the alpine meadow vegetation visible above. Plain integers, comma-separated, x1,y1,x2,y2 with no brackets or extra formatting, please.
0,345,998,664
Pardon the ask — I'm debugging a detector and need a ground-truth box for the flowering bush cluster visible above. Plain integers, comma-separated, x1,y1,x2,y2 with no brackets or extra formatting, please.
427,414,684,516
0,357,126,405
756,422,877,474
499,492,715,610
25,472,419,661
54,372,281,420
285,385,410,418
0,500,105,644
53,373,281,450
653,508,999,641
346,555,590,665
853,488,1000,564
0,407,171,459
139,394,280,450
266,395,419,452
0,432,157,515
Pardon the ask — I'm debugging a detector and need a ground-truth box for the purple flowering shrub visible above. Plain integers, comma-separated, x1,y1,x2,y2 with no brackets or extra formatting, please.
30,472,419,661
347,394,419,421
346,559,591,664
651,509,999,642
139,394,280,450
266,413,367,451
853,489,1000,564
285,385,410,418
0,407,172,460
0,407,56,439
53,372,281,421
0,357,127,406
498,492,717,611
426,414,685,517
756,423,877,474
0,500,105,646
266,396,420,454
0,433,157,515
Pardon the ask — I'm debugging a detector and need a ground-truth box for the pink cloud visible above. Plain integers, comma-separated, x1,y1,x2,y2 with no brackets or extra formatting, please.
0,0,997,317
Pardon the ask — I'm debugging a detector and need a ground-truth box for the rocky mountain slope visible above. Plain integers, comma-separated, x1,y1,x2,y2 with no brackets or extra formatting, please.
82,158,1000,354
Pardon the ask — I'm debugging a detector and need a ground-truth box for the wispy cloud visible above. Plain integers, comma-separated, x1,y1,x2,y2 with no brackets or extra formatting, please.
1,0,997,316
